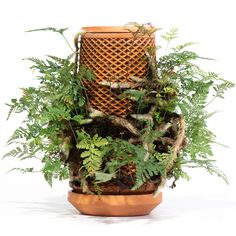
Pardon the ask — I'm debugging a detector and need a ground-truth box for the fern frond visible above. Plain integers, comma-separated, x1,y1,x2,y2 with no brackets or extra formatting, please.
77,131,109,175
8,167,34,174
161,28,178,42
7,127,29,144
26,27,68,34
42,157,68,186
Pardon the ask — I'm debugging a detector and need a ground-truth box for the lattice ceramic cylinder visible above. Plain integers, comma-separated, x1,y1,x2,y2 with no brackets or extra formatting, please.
79,26,156,117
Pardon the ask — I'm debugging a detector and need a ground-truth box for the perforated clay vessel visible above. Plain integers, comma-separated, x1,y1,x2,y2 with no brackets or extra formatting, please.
79,26,155,117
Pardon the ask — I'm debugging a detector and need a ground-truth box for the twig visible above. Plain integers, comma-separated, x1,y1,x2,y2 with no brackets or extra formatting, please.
145,51,159,81
130,76,146,83
62,34,74,52
130,113,153,123
99,81,136,89
73,32,80,76
109,115,140,136
153,115,185,197
172,115,185,157
156,137,175,146
87,104,105,118
153,176,166,197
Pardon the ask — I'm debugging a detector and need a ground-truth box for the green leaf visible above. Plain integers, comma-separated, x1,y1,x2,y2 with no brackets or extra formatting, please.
95,172,115,183
41,158,68,186
95,138,109,147
81,151,91,158
91,148,102,156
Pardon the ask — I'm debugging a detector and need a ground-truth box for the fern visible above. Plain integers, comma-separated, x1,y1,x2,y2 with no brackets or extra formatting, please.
158,47,234,183
26,27,68,34
161,28,178,42
172,42,198,52
8,167,34,174
132,159,163,190
7,127,29,144
4,26,234,191
132,152,172,190
42,156,68,186
76,131,108,175
3,142,37,160
41,104,71,123
5,46,88,185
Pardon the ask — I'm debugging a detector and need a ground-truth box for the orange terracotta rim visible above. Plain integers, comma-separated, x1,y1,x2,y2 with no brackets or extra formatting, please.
68,191,162,217
82,25,155,33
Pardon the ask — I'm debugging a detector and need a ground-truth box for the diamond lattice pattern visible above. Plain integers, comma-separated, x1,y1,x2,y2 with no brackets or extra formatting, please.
80,34,155,117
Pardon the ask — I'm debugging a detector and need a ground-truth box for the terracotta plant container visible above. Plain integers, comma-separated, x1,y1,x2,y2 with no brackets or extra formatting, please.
67,25,159,217
5,23,234,220
68,191,162,216
79,26,155,117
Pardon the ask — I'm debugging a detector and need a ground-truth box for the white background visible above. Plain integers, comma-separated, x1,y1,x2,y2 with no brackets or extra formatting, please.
0,0,236,235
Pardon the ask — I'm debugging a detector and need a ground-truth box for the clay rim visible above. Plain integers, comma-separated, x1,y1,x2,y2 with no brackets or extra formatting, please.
81,26,155,33
68,191,163,216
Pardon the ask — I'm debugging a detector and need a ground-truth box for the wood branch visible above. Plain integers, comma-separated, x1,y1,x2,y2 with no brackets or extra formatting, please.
130,113,153,123
149,105,157,114
86,103,140,137
156,137,175,146
69,162,94,194
167,115,185,173
99,81,136,89
145,51,159,81
109,115,140,136
80,119,93,124
131,105,156,126
172,115,185,157
153,176,166,197
128,137,142,144
73,33,80,76
143,142,150,161
81,179,94,194
153,116,185,197
87,104,105,118
157,122,172,133
130,76,146,83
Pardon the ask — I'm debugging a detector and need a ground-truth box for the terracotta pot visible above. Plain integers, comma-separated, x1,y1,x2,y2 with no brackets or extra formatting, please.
68,191,162,216
79,26,156,117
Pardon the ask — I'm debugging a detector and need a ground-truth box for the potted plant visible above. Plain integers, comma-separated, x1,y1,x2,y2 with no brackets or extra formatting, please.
4,23,234,216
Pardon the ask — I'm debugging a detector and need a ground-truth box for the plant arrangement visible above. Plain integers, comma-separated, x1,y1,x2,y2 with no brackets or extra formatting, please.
4,23,234,207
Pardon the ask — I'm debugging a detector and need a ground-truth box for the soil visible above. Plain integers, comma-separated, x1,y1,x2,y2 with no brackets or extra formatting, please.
70,180,160,195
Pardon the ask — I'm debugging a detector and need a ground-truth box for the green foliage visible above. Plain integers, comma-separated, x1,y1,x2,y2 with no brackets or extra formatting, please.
157,30,234,183
3,142,39,161
172,42,198,52
77,131,108,175
94,172,116,183
42,156,68,186
4,30,89,185
4,26,234,191
161,28,178,42
94,138,170,189
132,152,171,190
